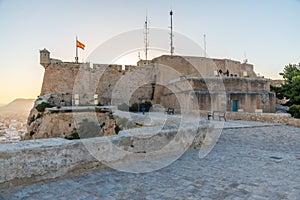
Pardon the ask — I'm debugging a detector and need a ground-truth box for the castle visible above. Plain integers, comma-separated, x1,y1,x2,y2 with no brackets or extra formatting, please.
25,49,276,139
39,48,275,113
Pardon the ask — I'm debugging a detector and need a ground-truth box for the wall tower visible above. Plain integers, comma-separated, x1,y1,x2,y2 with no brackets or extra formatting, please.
40,48,51,68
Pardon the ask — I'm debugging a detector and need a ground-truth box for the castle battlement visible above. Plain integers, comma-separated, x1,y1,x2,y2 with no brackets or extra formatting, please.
39,49,139,96
40,49,138,72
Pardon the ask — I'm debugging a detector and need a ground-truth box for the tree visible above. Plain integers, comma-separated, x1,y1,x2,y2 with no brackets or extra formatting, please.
271,63,300,117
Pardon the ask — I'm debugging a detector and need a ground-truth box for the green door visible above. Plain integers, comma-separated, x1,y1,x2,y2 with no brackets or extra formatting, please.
232,100,238,112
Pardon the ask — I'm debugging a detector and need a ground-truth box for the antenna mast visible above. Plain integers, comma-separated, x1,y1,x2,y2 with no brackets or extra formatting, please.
144,14,149,60
243,51,248,63
170,9,174,56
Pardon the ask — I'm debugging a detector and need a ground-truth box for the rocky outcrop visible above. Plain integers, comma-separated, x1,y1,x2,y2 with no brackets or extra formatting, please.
25,95,137,140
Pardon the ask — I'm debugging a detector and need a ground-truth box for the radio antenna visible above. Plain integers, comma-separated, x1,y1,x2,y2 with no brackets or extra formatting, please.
170,9,174,56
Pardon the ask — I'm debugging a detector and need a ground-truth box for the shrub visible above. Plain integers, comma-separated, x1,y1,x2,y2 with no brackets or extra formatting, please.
289,104,300,118
129,102,139,112
36,102,54,112
97,102,104,106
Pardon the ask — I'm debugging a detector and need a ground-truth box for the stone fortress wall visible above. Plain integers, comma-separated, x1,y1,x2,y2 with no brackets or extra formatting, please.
150,55,256,78
160,77,275,113
38,48,275,113
40,49,135,105
145,55,274,113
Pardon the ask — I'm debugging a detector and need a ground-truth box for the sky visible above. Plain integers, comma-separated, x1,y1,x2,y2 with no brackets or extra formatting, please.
0,0,299,104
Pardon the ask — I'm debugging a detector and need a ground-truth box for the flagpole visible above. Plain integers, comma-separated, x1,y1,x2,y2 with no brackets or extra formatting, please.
75,36,78,63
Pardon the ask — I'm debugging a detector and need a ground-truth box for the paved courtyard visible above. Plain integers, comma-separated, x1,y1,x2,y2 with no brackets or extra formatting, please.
1,121,300,199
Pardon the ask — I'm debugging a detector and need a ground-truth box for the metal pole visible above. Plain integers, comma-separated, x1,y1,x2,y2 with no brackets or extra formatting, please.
144,15,149,60
75,36,78,63
170,9,174,56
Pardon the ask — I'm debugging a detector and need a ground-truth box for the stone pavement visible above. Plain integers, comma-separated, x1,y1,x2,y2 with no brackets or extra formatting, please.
1,121,300,199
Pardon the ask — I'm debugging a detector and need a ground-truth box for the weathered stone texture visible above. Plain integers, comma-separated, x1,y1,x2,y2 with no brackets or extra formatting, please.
161,77,275,113
199,111,300,127
38,52,263,111
1,122,209,188
0,138,101,189
26,109,118,140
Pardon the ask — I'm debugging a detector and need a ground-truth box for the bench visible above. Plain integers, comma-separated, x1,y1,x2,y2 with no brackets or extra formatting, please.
208,111,226,121
165,107,174,115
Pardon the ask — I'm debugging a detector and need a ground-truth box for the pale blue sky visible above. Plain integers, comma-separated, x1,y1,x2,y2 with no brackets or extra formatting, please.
0,0,299,104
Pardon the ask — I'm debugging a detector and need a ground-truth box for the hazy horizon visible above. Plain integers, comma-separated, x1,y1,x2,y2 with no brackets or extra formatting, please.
1,0,299,104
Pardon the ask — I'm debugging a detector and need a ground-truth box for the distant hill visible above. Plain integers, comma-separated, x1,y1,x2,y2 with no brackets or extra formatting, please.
0,98,35,113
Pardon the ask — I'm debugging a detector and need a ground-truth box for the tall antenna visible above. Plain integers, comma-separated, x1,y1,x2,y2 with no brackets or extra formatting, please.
144,14,149,60
170,9,174,56
243,51,248,63
204,34,207,57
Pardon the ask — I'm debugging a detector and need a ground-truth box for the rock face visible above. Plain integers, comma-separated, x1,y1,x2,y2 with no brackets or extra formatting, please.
25,93,143,140
25,95,124,140
26,111,118,140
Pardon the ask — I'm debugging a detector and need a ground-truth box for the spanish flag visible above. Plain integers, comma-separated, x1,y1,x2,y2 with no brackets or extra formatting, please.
76,40,85,50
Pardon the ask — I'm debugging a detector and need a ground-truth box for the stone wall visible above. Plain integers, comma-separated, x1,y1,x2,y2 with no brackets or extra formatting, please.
41,62,80,96
199,111,300,127
40,62,133,105
152,55,202,77
37,50,273,113
160,77,275,113
0,123,209,189
188,77,270,91
0,138,101,189
152,55,256,78
270,79,284,87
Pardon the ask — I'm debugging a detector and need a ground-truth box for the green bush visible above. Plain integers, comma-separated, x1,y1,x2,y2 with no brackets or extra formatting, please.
36,102,54,112
289,104,300,118
129,102,139,112
97,102,104,106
